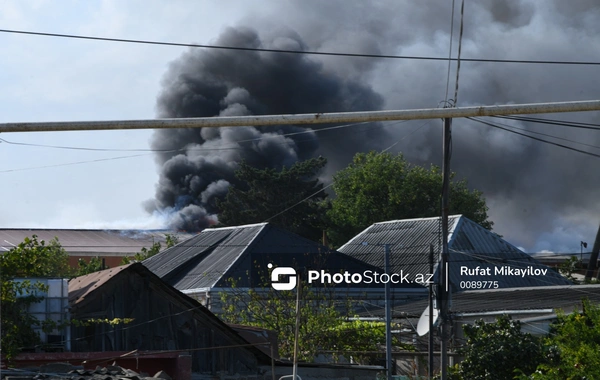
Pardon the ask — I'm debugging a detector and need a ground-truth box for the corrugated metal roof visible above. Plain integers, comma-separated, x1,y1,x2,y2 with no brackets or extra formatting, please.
68,264,133,305
368,285,600,317
143,222,421,292
0,229,195,254
338,215,571,289
143,223,267,289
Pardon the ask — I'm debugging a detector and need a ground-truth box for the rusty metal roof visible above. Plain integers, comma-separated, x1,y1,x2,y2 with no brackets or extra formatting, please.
338,215,571,289
0,229,195,255
68,264,133,305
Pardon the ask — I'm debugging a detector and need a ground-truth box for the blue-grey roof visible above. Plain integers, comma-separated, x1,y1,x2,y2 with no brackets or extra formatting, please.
143,222,418,291
338,215,571,290
143,223,265,290
362,284,600,317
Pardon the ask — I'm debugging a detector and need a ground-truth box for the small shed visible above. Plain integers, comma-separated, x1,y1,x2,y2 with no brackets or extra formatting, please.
68,263,270,376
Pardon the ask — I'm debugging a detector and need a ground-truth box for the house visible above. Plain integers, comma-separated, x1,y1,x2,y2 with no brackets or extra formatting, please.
0,229,193,268
142,222,426,312
338,215,571,290
68,263,270,376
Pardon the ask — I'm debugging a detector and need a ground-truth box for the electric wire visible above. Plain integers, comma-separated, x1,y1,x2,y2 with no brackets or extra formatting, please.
0,120,384,173
453,0,465,105
466,117,600,159
0,121,377,153
491,115,600,130
2,28,600,65
0,153,153,173
472,117,600,150
444,0,456,104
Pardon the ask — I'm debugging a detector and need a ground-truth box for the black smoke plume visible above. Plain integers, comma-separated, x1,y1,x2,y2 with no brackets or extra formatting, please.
147,1,600,253
145,26,386,231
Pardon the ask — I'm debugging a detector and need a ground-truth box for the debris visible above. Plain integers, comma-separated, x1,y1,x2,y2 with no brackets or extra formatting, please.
1,365,170,380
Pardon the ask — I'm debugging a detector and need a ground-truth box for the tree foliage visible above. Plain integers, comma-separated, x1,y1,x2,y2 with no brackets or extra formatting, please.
216,157,329,243
527,299,600,379
121,234,178,265
76,256,106,276
219,269,410,363
447,315,543,380
0,235,71,360
327,151,493,246
121,241,162,265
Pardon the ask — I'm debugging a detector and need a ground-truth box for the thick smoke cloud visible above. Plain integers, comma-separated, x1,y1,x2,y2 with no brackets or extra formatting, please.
146,26,386,231
148,0,600,252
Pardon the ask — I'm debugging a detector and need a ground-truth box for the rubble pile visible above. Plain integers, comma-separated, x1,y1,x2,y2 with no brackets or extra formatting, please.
2,363,172,380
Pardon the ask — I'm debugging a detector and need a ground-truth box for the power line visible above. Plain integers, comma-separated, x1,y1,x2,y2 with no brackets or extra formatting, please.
453,0,466,105
0,121,377,152
2,28,600,66
472,117,600,150
0,153,152,173
491,115,600,130
0,121,387,173
444,0,456,103
466,117,600,159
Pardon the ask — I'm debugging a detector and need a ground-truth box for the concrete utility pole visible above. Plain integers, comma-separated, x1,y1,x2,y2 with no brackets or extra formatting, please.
383,244,393,380
428,244,435,379
585,224,600,280
1,100,600,133
439,117,452,380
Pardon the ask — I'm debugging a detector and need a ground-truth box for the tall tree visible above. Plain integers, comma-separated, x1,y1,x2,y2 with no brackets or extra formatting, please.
216,157,328,242
327,151,492,247
0,236,72,360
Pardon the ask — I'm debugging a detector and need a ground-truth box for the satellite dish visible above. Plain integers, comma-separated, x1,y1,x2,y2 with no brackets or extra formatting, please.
416,305,440,336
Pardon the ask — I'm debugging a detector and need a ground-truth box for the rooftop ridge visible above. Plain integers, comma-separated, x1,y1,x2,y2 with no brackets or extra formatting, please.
372,215,463,225
203,222,269,231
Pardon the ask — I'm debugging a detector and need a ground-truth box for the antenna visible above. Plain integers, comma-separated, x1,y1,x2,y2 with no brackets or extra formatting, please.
416,305,440,336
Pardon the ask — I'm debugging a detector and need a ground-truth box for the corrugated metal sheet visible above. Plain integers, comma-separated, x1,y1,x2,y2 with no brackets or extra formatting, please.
338,215,571,289
338,216,459,278
143,223,267,290
144,222,423,293
0,229,194,254
367,284,600,317
69,264,133,305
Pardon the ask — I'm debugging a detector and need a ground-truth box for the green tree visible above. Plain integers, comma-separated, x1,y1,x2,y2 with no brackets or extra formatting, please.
220,278,342,361
448,315,544,379
121,233,178,265
0,235,72,360
327,151,492,247
216,157,329,243
75,256,106,276
528,300,600,379
220,265,412,363
121,241,162,264
557,256,580,283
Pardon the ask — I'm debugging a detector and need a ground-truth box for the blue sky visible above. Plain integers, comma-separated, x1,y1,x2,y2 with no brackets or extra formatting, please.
0,1,255,228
